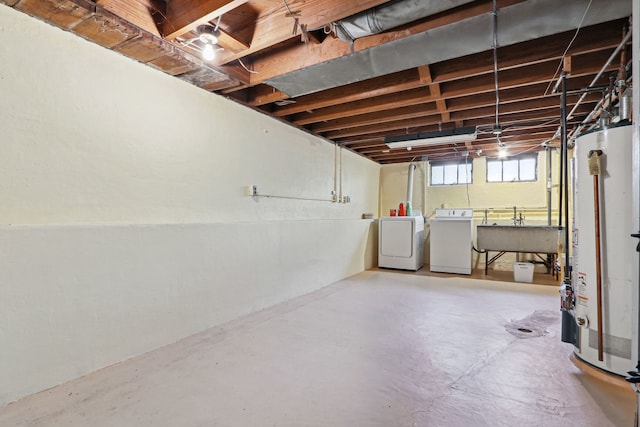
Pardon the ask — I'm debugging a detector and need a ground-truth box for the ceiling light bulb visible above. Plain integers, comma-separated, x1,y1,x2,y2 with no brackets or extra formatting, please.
498,147,507,158
406,146,412,151
202,43,216,61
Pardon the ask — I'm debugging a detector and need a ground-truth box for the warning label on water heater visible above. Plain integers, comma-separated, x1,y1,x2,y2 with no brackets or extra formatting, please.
577,272,588,307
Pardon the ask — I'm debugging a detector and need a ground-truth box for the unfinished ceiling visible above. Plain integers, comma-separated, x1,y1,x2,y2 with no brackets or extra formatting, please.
4,0,632,164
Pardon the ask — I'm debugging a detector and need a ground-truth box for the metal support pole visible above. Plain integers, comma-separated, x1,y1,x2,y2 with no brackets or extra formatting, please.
561,72,570,278
547,147,552,226
559,73,565,229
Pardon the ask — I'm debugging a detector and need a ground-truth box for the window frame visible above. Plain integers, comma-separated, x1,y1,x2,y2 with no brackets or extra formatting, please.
486,153,538,183
429,158,473,186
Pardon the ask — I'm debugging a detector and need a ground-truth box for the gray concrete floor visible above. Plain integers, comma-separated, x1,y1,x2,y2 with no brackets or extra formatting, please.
0,271,635,426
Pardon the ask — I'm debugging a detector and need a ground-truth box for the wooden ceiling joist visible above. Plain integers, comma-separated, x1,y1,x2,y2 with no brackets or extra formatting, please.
211,0,391,66
5,0,630,164
162,0,249,40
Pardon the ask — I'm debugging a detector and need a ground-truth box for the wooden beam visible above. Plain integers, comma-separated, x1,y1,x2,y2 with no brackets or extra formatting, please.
269,45,614,121
292,87,432,125
246,1,522,86
323,103,596,140
296,76,592,127
14,0,94,29
243,85,289,106
564,56,572,75
324,115,443,140
217,28,250,53
296,71,598,131
213,0,391,66
163,0,249,40
310,102,439,133
354,0,525,51
428,20,626,84
249,35,351,85
440,51,617,99
96,0,164,35
244,18,624,106
314,96,593,136
417,65,433,84
272,69,422,117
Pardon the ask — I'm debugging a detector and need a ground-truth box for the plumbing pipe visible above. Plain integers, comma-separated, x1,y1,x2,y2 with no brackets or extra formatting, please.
559,70,578,346
547,147,552,226
339,146,343,202
422,160,428,217
589,149,605,361
564,25,631,143
562,73,570,280
331,143,338,202
571,74,633,139
558,72,566,230
492,0,500,130
406,163,416,207
566,28,631,120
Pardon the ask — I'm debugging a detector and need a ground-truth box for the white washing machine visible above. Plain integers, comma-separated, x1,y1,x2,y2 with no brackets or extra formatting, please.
430,208,473,274
378,215,425,271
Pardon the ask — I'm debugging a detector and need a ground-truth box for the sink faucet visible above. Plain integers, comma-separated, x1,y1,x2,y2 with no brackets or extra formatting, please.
512,206,525,226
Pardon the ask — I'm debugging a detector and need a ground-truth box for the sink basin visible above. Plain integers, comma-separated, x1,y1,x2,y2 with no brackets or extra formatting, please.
476,225,564,253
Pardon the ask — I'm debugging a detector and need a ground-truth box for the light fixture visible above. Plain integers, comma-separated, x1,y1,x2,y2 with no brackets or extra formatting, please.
198,25,219,45
498,139,507,158
198,24,220,61
384,126,477,149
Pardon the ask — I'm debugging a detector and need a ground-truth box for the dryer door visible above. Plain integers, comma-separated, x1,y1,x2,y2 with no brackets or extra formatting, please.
380,219,414,258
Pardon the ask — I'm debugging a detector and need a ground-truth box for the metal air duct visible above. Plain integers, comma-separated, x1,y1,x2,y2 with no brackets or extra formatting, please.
266,0,631,98
333,0,475,42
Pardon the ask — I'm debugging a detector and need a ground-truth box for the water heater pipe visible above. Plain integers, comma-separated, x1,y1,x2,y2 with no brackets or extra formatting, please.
562,73,570,275
339,146,343,202
546,147,552,226
590,149,605,362
558,73,566,230
566,28,631,121
333,143,338,202
407,163,416,206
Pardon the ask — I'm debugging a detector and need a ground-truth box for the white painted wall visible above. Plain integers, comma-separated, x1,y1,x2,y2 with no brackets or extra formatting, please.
0,5,379,405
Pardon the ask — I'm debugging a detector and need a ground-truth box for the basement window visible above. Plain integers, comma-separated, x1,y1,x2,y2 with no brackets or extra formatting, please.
486,154,537,182
430,159,473,186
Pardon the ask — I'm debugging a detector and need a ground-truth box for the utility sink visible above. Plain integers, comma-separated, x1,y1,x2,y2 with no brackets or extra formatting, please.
476,225,564,253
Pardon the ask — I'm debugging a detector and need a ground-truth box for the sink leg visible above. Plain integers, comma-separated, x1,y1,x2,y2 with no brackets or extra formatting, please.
485,251,488,275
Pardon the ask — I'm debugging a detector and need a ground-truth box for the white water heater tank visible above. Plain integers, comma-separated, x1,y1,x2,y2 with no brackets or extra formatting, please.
572,123,634,376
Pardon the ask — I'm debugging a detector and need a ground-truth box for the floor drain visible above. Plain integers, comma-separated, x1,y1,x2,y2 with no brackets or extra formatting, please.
518,328,533,333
